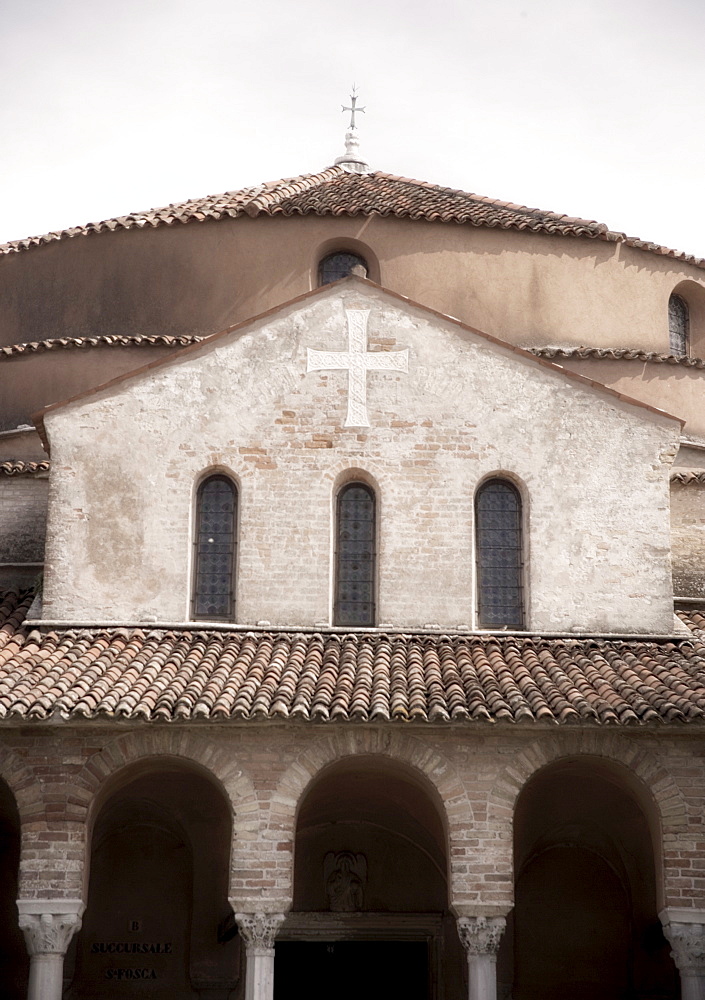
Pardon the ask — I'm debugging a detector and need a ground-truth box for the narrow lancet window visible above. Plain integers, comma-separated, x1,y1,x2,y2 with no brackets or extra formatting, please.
475,478,524,629
335,483,376,627
319,251,368,286
192,475,237,621
668,293,689,355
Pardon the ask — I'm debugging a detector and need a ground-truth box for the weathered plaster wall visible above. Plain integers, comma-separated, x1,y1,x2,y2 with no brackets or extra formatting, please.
0,344,181,432
671,483,705,598
551,356,705,437
1,214,704,358
41,282,679,632
0,723,699,917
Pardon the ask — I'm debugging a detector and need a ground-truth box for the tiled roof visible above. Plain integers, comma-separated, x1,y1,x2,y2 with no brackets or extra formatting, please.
531,346,705,369
676,610,705,638
671,471,705,486
1,592,705,725
2,168,703,270
0,461,50,476
0,334,202,358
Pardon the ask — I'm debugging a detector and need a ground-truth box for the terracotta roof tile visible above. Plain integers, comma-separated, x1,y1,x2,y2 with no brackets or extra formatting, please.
671,471,705,485
0,460,50,476
677,609,705,637
1,592,705,725
2,168,703,271
0,334,202,358
531,346,705,369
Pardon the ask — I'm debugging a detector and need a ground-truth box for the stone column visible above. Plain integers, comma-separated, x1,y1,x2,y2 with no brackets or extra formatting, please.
457,915,506,1000
235,911,286,1000
660,908,705,1000
17,899,85,1000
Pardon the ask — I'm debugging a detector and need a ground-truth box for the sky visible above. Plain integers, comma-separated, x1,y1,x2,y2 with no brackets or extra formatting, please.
1,0,704,256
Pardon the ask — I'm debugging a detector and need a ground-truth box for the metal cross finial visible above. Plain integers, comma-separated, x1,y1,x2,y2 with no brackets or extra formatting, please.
342,86,366,130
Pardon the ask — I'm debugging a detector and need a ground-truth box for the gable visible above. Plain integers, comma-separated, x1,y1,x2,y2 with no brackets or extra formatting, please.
40,280,681,632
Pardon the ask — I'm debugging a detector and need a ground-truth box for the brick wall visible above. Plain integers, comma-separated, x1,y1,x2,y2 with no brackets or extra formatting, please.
1,723,703,915
0,476,48,590
42,283,680,632
671,482,705,598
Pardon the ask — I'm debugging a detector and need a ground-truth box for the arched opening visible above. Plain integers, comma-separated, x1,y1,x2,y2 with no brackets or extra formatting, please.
319,250,369,286
475,476,525,629
501,757,678,1000
192,473,238,621
334,481,377,627
0,778,28,999
65,761,237,999
669,280,705,358
276,756,464,1000
669,293,689,355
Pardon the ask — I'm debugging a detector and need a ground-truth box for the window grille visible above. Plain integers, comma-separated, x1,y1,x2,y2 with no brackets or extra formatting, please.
192,476,237,620
334,483,376,627
668,294,689,355
319,252,368,286
475,478,524,629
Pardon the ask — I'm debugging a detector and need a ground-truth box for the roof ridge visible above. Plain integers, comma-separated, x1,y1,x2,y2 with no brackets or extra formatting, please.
531,346,705,369
0,332,204,358
1,167,704,271
0,460,49,476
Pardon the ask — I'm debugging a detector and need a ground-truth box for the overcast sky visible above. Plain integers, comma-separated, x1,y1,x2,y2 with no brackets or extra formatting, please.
1,0,704,256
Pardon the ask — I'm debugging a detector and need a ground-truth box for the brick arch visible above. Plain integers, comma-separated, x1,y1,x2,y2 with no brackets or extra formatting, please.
0,743,41,819
74,730,258,832
487,732,688,910
266,729,473,908
0,743,84,901
488,732,686,830
321,457,392,492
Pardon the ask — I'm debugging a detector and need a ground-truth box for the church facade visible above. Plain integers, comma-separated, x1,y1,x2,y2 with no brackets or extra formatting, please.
1,137,705,1000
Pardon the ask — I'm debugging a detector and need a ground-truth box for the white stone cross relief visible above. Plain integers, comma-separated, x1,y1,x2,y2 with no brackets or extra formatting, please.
307,309,409,427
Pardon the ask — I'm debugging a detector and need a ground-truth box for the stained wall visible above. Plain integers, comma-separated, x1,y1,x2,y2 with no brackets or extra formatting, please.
40,282,680,632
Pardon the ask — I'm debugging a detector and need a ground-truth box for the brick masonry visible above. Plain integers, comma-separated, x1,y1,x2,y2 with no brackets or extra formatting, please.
671,481,705,597
41,282,680,633
2,723,702,916
0,477,48,564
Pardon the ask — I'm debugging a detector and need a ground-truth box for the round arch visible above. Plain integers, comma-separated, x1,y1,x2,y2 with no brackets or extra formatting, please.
73,731,260,895
0,743,41,819
0,774,27,999
669,278,705,356
312,237,380,287
269,730,472,908
487,732,688,910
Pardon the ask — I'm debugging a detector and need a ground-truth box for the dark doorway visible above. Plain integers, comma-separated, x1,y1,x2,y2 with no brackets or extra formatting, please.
274,941,429,1000
65,764,237,999
503,758,679,1000
0,779,27,1000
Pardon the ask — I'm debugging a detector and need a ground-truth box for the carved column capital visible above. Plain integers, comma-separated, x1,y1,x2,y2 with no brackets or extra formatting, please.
457,915,506,957
17,901,84,956
662,919,705,977
235,912,286,953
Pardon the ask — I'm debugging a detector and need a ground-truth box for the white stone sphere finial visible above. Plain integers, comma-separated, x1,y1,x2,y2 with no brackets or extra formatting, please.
335,85,371,174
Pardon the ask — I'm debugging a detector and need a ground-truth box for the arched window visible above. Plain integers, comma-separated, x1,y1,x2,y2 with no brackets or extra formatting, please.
192,475,237,621
334,482,376,627
319,251,368,286
475,478,524,629
668,293,689,355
